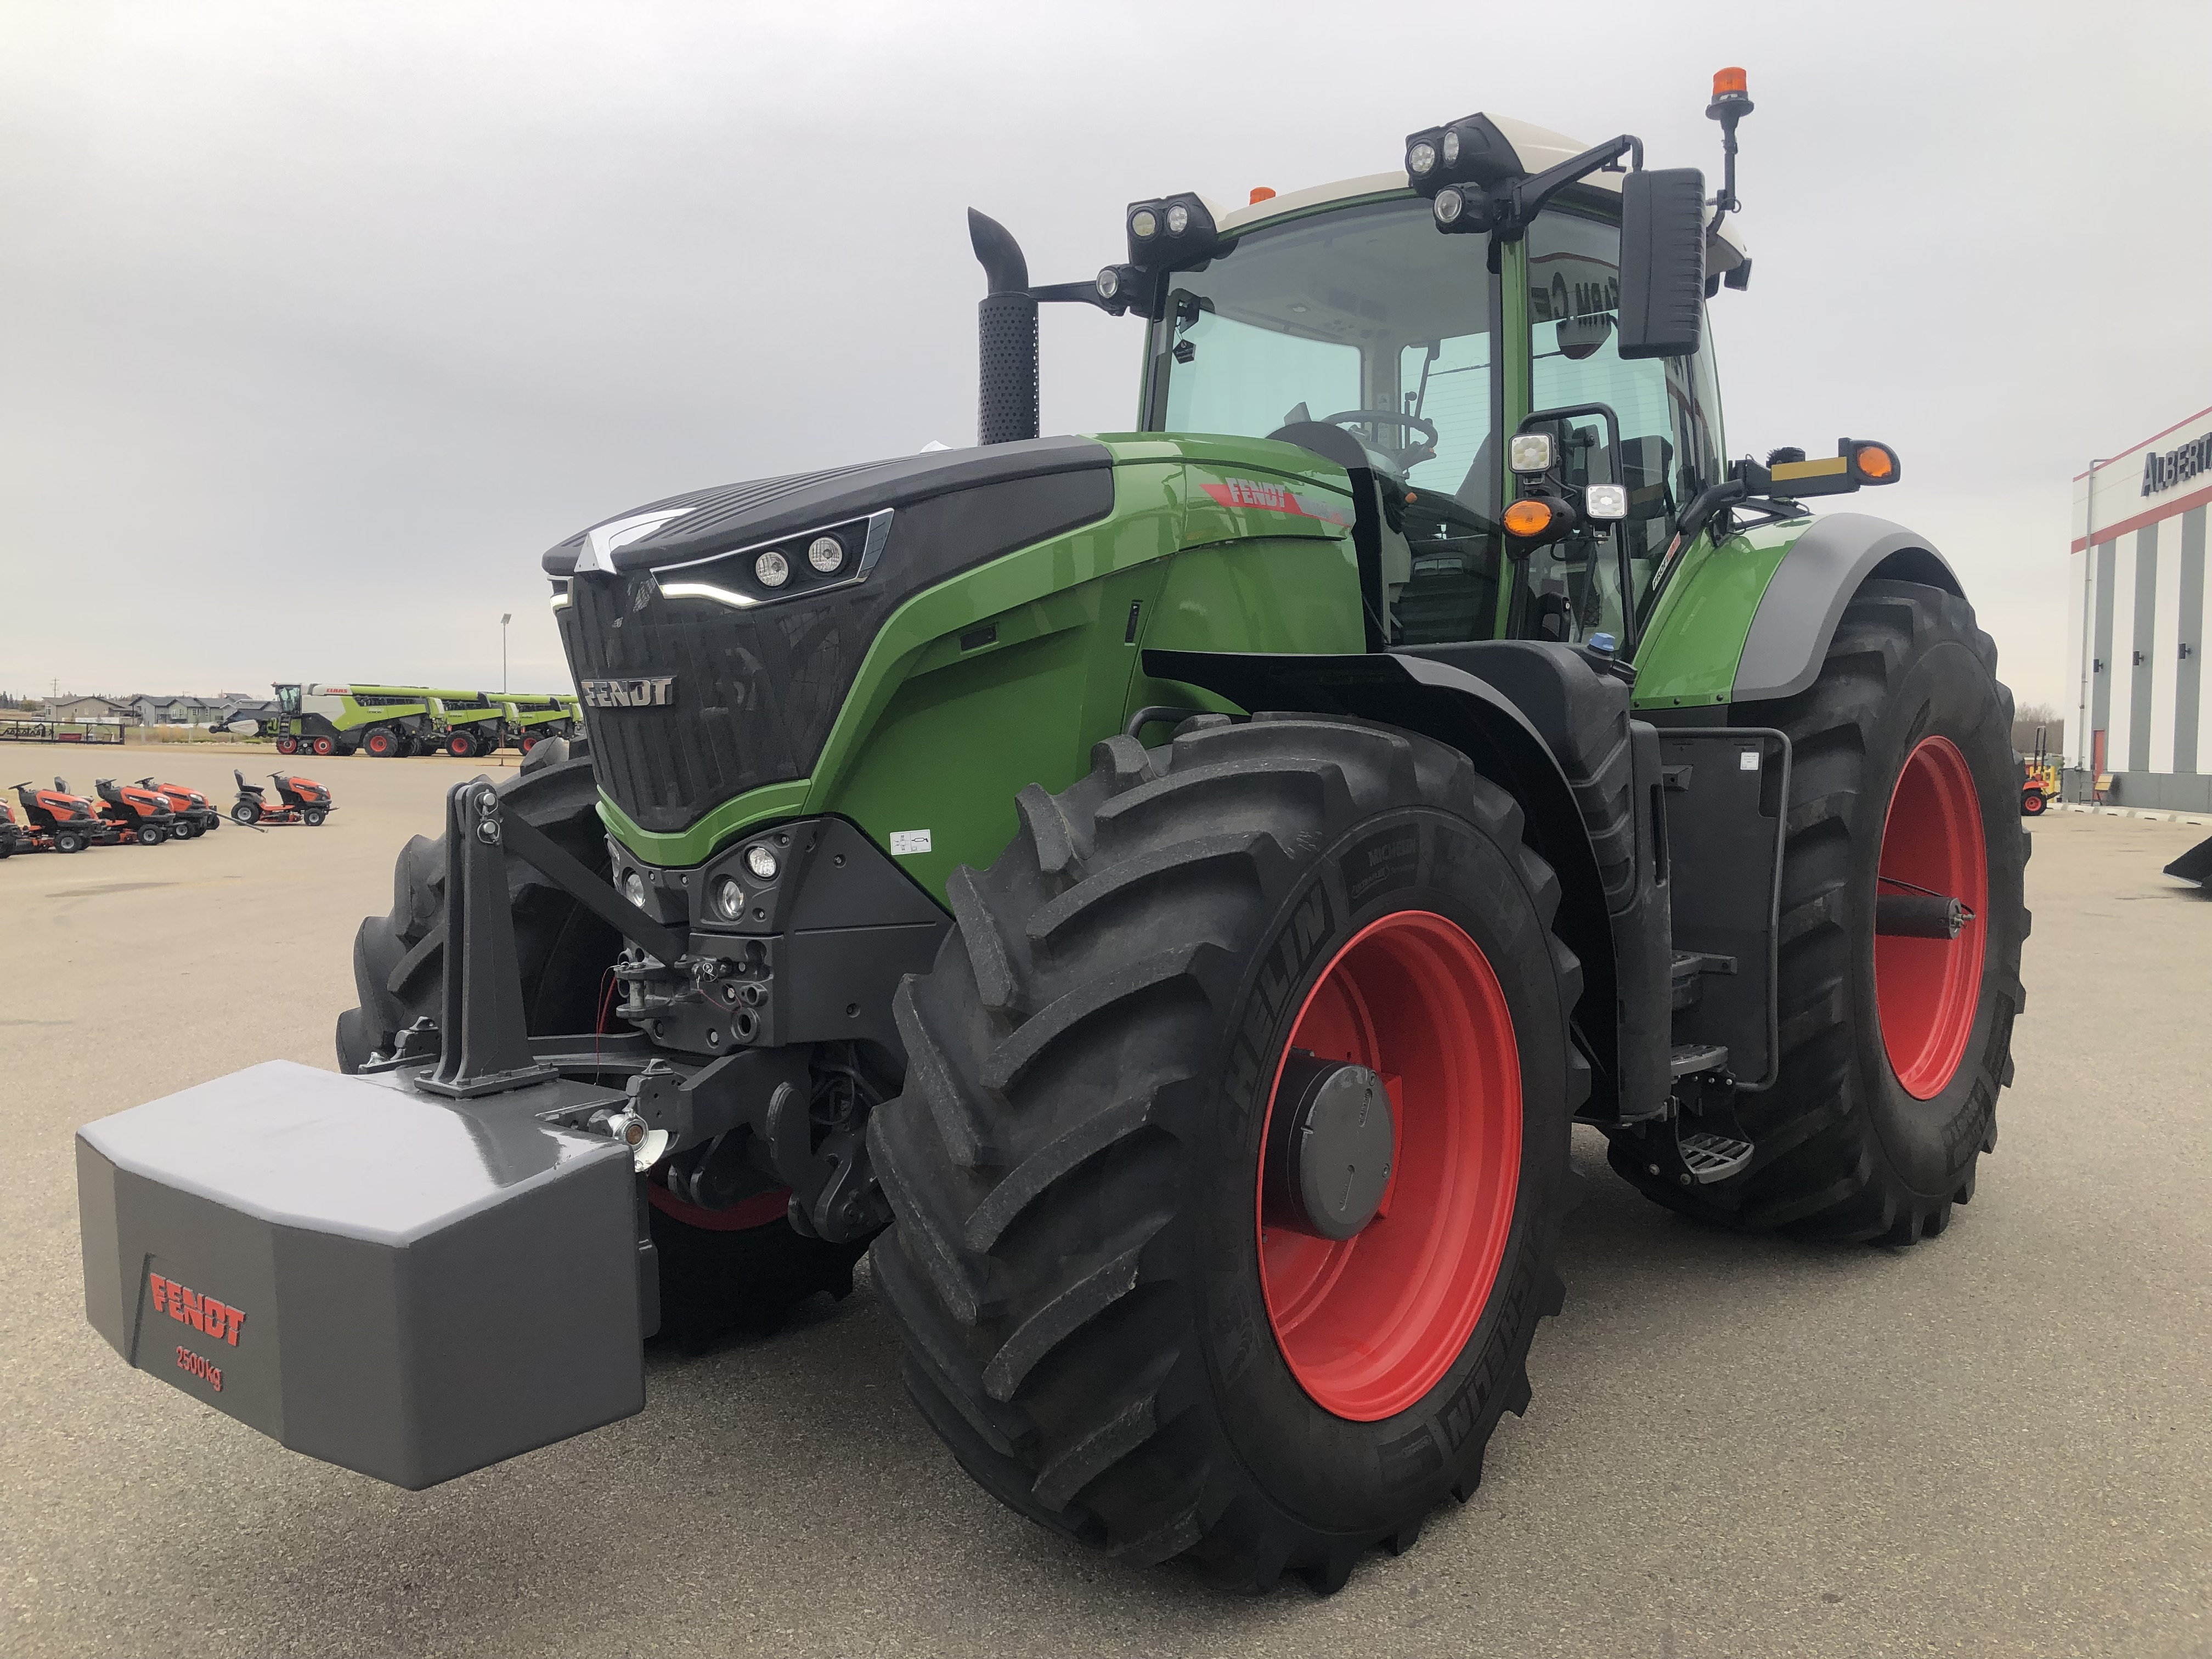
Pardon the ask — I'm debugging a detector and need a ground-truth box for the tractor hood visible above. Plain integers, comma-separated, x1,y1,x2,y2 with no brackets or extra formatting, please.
540,436,1111,577
548,437,1116,839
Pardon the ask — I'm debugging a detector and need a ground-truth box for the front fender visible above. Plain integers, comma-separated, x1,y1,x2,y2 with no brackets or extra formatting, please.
1731,512,1963,703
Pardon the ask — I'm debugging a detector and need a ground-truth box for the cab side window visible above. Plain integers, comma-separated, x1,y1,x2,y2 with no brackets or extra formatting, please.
1525,203,1724,641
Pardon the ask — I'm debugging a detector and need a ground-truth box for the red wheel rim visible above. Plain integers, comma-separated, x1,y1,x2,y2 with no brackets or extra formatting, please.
647,1182,792,1231
1875,736,1988,1099
1256,909,1521,1421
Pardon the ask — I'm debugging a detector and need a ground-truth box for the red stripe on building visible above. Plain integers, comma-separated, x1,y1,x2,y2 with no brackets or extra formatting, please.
2069,477,2212,553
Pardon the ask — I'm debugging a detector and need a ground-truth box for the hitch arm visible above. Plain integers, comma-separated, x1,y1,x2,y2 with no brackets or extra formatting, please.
498,809,691,967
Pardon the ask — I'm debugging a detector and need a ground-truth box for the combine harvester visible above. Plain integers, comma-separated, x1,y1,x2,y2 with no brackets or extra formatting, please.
78,73,2031,1592
257,684,580,757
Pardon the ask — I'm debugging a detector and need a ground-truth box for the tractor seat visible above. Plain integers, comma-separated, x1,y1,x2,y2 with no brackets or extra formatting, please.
234,771,265,797
95,780,125,805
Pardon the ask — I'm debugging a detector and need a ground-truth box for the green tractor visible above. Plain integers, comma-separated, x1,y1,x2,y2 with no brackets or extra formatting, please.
79,74,2025,1593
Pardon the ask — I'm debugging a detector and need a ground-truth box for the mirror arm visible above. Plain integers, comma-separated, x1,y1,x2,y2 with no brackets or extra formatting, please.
1490,133,1644,242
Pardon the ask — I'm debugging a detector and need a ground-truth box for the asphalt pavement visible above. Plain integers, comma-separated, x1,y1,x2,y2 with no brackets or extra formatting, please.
4,747,2209,1657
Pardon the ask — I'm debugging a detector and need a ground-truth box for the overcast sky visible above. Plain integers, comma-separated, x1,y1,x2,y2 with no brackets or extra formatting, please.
4,1,2207,716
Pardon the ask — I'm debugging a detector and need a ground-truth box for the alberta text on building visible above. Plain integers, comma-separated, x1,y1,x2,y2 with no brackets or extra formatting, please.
2069,405,2212,809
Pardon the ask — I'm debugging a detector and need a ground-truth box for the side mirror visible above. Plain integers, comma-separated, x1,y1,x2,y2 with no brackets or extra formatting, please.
1617,168,1706,360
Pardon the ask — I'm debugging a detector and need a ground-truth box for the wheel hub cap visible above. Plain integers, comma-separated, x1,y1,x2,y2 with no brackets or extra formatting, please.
1267,1057,1395,1240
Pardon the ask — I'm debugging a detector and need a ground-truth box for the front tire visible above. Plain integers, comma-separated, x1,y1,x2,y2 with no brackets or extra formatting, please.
2020,788,2046,817
1608,579,2026,1244
867,717,1584,1590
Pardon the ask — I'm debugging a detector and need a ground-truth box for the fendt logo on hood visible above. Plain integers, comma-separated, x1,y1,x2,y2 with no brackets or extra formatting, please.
579,676,676,709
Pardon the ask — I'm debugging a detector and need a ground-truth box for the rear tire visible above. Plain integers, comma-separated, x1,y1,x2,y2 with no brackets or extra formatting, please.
2020,788,2046,817
336,750,865,1343
867,717,1584,1590
231,802,261,826
363,726,398,758
1607,579,2026,1244
446,732,478,758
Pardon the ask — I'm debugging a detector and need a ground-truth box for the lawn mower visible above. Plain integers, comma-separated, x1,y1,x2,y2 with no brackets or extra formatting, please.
229,770,335,827
135,777,223,836
81,71,2030,1593
11,780,119,853
82,777,183,845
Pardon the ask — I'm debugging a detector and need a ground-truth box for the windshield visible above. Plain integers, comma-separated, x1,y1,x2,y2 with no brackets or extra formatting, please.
1145,197,1501,644
274,685,301,714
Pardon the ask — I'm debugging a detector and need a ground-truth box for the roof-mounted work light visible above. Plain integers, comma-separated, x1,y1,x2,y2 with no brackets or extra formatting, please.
1125,193,1224,269
1404,114,1526,199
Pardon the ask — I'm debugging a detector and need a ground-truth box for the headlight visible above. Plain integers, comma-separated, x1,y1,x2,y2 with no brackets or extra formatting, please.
1509,432,1555,473
806,535,844,574
1165,203,1190,235
1407,140,1436,177
1442,128,1462,166
1096,266,1120,300
1584,483,1628,521
744,844,779,881
713,874,745,919
622,870,646,906
755,550,791,588
1434,188,1465,225
1130,208,1158,240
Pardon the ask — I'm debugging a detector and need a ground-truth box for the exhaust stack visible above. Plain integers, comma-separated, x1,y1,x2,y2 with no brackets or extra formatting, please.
968,209,1039,446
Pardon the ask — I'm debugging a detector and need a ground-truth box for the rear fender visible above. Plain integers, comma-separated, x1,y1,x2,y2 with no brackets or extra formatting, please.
1142,647,1628,1113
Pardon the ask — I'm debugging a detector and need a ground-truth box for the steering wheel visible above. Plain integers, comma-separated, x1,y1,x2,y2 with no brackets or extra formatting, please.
1317,409,1440,469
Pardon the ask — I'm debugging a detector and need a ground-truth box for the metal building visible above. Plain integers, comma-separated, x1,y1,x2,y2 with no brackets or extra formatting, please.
2069,405,2212,809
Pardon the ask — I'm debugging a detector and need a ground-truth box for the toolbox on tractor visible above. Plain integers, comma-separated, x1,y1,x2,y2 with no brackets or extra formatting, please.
82,70,2029,1595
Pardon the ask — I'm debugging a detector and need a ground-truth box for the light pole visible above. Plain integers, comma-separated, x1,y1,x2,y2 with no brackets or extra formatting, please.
500,613,512,693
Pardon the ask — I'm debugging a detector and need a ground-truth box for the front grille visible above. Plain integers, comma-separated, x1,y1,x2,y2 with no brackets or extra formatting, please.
560,568,894,834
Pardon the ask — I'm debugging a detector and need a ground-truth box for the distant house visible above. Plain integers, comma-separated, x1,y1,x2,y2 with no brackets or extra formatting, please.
130,695,232,727
47,695,136,724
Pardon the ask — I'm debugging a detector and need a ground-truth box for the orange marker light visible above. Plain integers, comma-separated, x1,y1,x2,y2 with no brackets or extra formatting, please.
1855,444,1896,479
1712,66,1748,98
1249,187,1277,204
1503,498,1556,537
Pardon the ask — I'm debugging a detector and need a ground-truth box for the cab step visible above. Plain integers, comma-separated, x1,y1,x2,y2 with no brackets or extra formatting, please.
1669,1042,1729,1077
1677,1131,1755,1184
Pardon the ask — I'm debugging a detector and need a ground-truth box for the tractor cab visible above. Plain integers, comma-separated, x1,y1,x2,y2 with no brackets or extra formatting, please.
1128,128,1729,656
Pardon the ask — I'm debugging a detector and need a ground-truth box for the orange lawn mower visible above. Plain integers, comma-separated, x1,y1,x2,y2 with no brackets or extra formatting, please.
81,777,184,845
134,777,223,837
9,780,122,853
230,770,334,827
